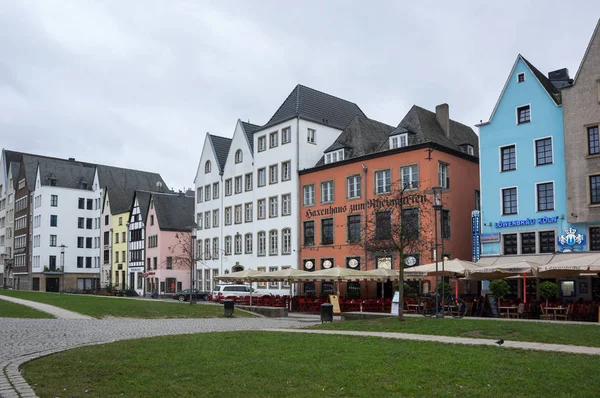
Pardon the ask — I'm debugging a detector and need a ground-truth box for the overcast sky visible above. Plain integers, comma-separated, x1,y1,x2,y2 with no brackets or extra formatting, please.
1,1,599,190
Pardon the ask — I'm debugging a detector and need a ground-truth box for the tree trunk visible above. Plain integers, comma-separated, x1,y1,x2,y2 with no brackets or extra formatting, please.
397,252,404,320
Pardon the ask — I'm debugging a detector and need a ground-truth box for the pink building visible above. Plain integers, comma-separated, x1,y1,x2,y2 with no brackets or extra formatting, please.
144,191,195,295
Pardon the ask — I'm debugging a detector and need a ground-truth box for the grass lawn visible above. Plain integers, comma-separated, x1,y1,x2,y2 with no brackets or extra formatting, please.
310,317,600,347
0,290,255,319
22,331,600,398
0,298,54,319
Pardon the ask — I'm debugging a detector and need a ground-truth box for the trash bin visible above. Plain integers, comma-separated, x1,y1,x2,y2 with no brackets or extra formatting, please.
224,300,235,317
321,303,333,323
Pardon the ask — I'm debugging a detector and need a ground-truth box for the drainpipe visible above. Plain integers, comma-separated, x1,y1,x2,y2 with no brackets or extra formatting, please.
362,164,368,272
295,117,300,297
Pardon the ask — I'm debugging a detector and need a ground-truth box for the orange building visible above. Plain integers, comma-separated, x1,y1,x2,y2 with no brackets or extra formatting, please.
297,104,480,298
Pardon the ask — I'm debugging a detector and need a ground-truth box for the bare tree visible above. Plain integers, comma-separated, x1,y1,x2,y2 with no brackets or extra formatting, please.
168,231,203,305
361,182,435,320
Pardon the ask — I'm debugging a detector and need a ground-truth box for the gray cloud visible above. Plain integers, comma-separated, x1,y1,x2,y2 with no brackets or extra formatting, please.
1,0,599,190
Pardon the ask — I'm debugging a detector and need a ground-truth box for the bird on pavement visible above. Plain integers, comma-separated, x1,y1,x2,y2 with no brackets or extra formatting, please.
495,339,504,346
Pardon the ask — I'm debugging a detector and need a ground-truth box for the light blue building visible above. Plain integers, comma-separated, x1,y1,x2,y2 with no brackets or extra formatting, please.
477,55,585,258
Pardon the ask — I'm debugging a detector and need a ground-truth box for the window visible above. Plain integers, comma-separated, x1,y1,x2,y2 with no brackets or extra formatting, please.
303,221,315,246
150,215,154,226
245,233,253,254
438,162,449,189
321,181,334,203
86,218,93,229
282,228,291,254
225,236,232,255
590,227,600,251
540,230,556,253
77,257,84,268
235,149,243,163
375,211,391,240
245,173,253,191
537,182,554,211
258,135,266,152
590,176,600,204
225,179,232,196
269,196,278,218
78,198,85,209
269,131,278,148
213,209,219,227
503,233,518,255
51,195,58,207
502,188,518,215
205,160,211,173
77,217,84,228
389,133,408,149
103,231,110,245
49,234,57,247
234,205,242,224
105,215,109,225
235,234,242,255
347,175,361,198
375,170,391,194
258,168,266,187
324,150,344,164
204,239,211,260
347,214,361,243
204,185,210,201
321,218,334,245
166,257,173,269
501,145,516,171
535,138,553,165
213,238,219,259
50,215,57,227
115,233,120,244
213,182,219,199
269,230,278,255
517,72,525,83
197,213,203,229
257,231,266,256
282,194,291,215
281,161,291,181
465,145,474,155
122,232,126,242
589,126,599,155
303,184,315,206
197,187,203,203
401,165,419,190
521,232,536,254
205,211,211,229
258,199,266,219
245,203,253,222
517,105,531,124
87,199,93,210
86,237,92,248
441,210,451,239
269,165,278,184
115,251,120,262
282,127,291,144
307,128,316,144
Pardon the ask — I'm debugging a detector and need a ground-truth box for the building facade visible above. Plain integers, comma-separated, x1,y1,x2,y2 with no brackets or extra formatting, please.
478,55,577,257
299,106,480,298
127,191,151,295
193,85,365,293
562,20,600,249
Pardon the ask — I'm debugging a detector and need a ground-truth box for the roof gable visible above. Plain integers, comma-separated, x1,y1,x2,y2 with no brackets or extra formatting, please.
208,134,232,172
130,190,152,223
22,155,96,191
240,120,261,153
568,19,600,85
262,84,366,131
151,192,195,231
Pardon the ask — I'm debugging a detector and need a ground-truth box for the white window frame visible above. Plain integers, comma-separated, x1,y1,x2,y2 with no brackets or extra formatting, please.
438,162,449,189
245,173,253,191
224,207,232,225
307,128,316,144
234,234,242,255
225,179,232,196
269,229,278,256
375,170,391,194
500,186,519,216
282,193,291,216
281,161,291,181
269,131,278,148
245,202,253,223
347,175,361,199
235,176,242,194
258,168,266,187
234,205,242,224
282,126,291,144
224,236,232,255
303,184,315,206
516,103,532,125
257,231,266,256
533,136,554,166
535,180,555,212
282,228,291,254
258,135,266,152
235,149,243,164
269,164,278,184
269,196,278,218
212,209,219,228
245,233,253,254
257,199,266,219
321,181,334,203
389,133,408,149
401,164,419,190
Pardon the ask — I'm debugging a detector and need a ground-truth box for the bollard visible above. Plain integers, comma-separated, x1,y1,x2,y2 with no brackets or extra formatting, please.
321,303,333,323
224,300,235,317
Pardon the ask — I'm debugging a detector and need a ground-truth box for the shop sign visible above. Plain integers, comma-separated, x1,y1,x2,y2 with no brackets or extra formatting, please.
557,228,586,252
481,233,501,243
472,210,481,262
305,195,428,219
494,215,558,228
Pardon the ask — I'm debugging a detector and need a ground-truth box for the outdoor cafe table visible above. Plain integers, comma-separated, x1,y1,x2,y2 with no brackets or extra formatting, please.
546,306,567,320
499,306,517,317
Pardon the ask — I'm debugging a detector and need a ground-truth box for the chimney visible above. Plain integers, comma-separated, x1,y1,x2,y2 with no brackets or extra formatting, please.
436,103,450,138
68,157,75,161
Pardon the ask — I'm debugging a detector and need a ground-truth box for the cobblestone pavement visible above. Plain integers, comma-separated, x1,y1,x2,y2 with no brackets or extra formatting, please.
0,317,318,398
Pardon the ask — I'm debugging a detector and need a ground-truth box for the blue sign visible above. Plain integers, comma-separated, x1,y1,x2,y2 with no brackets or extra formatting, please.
472,210,481,262
557,228,586,252
494,216,558,229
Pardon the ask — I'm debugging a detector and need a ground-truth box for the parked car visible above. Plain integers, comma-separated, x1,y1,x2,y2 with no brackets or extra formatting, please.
172,289,211,302
212,284,259,299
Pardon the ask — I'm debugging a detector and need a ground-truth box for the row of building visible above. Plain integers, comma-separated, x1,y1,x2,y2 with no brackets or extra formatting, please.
2,20,599,299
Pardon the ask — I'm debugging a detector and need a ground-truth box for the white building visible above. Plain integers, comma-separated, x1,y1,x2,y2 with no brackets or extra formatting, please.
194,85,365,293
1,152,21,288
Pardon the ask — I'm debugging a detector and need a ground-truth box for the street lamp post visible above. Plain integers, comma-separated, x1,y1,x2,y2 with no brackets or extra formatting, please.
190,228,197,305
60,244,67,294
432,187,443,318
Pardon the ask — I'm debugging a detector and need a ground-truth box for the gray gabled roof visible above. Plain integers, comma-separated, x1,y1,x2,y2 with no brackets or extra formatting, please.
151,192,195,231
21,155,96,190
521,56,561,104
208,134,232,171
383,105,479,156
131,190,152,224
262,84,366,131
318,116,395,165
240,121,261,153
9,161,20,189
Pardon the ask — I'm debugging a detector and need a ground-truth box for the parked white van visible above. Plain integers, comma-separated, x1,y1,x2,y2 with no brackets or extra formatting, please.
212,284,260,299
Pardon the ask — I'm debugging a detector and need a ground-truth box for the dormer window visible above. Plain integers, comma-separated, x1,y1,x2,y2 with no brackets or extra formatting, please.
324,149,344,164
205,160,211,174
49,178,57,187
389,133,408,149
517,73,525,83
462,144,474,156
235,149,243,164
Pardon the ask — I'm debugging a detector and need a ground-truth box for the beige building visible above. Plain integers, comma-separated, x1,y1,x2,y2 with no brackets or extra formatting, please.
562,20,600,241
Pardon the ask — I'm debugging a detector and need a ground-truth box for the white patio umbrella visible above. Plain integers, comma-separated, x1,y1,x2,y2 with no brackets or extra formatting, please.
538,253,600,277
260,268,311,309
295,266,368,295
404,259,482,277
